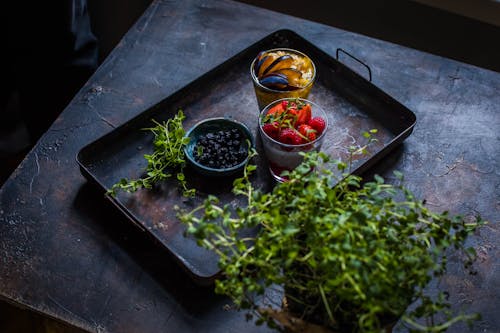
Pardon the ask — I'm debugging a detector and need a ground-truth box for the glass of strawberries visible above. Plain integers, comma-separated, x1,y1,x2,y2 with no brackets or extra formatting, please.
258,98,328,182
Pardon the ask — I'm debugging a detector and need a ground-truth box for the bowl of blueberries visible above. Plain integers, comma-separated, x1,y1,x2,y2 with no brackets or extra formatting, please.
184,117,254,177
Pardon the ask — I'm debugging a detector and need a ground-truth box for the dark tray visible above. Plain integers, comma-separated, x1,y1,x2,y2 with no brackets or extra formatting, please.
77,29,416,285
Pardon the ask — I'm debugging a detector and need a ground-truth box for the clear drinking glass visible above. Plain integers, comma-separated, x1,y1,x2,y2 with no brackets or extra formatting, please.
258,98,328,182
250,48,316,110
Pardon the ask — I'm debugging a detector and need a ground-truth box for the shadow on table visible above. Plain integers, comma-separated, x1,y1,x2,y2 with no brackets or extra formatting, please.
72,182,230,316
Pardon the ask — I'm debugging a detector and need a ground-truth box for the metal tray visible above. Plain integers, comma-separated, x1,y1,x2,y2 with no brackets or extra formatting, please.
77,29,416,285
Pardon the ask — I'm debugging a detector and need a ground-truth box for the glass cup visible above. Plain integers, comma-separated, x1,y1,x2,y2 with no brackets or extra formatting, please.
258,98,329,182
250,48,316,110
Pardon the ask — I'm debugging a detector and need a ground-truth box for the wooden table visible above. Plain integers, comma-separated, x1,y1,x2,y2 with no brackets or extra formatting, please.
1,1,499,332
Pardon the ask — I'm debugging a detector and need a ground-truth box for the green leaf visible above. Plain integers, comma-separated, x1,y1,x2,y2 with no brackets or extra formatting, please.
374,174,384,184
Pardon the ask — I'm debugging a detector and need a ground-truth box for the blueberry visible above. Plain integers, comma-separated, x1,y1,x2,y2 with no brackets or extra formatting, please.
192,127,249,169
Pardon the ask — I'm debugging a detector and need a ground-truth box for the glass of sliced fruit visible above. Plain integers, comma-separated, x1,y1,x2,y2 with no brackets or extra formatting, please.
250,48,316,110
258,97,328,182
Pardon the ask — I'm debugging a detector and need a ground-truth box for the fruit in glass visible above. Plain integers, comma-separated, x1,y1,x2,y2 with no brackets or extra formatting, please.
251,48,316,110
258,98,328,182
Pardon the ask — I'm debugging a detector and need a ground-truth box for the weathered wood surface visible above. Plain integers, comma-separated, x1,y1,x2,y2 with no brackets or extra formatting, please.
1,0,498,332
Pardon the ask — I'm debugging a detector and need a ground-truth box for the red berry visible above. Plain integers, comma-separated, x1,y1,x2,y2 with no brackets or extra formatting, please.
285,108,299,125
278,128,302,145
308,117,326,135
267,103,284,116
281,100,289,110
262,122,280,140
298,124,317,142
296,104,312,126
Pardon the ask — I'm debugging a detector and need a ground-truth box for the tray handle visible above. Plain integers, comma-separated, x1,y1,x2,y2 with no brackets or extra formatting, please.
336,48,372,82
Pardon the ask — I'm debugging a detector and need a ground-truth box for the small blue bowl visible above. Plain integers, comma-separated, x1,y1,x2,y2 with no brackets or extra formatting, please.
184,118,254,177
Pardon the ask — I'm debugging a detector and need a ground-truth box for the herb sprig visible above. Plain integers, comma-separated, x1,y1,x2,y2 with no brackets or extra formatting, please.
108,110,195,197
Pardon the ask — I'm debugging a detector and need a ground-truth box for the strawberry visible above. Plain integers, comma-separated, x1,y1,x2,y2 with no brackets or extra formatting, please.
266,103,284,116
278,128,302,145
298,124,317,142
281,100,289,110
286,107,299,125
296,104,312,126
308,117,326,135
262,122,280,140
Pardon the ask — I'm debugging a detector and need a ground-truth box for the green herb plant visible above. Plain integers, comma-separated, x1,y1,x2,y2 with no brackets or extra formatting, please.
178,151,483,333
108,110,195,197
